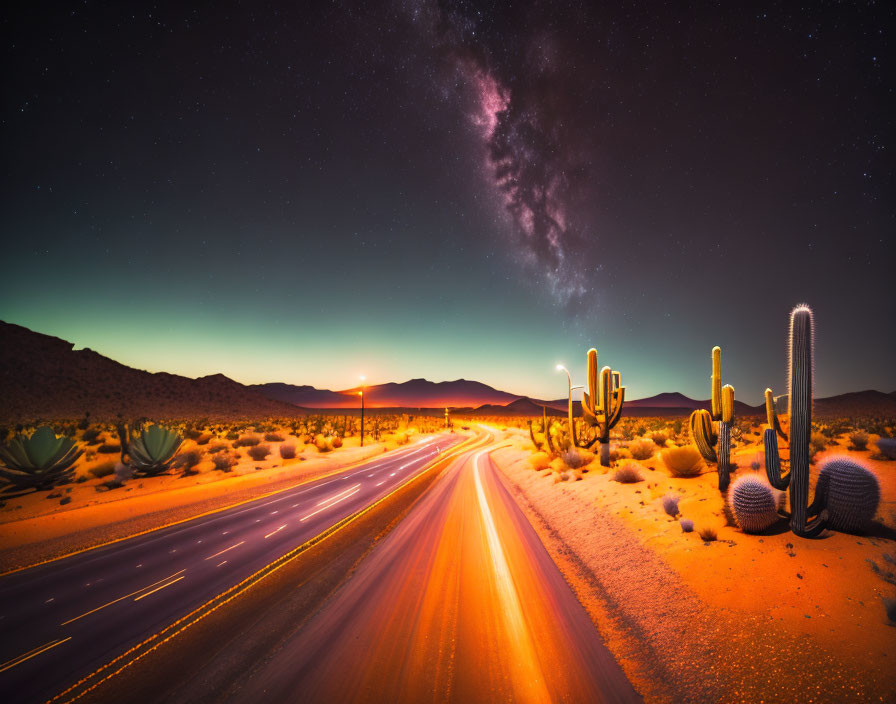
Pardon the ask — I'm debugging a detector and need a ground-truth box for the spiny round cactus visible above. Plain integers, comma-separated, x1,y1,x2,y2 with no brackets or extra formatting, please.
728,474,780,534
816,456,880,533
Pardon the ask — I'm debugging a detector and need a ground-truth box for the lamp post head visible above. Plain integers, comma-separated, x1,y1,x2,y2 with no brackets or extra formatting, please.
555,364,565,372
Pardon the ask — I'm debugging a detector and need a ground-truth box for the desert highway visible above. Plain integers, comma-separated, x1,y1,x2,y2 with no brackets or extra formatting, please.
233,436,641,704
0,434,460,704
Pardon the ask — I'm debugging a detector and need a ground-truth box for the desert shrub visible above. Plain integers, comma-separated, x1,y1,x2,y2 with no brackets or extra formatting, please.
234,435,261,448
208,442,229,454
314,434,331,453
175,450,204,474
614,462,643,483
629,439,655,460
212,453,237,472
225,431,239,440
876,438,896,460
660,446,703,477
529,452,551,471
883,597,896,625
195,433,212,446
264,432,284,442
279,443,296,459
848,431,869,451
698,526,717,542
114,462,134,482
810,432,827,456
247,444,271,461
81,428,102,444
88,461,116,478
184,428,202,440
561,449,587,469
680,518,694,532
662,494,680,517
331,436,343,448
97,443,121,454
394,432,409,446
649,431,668,447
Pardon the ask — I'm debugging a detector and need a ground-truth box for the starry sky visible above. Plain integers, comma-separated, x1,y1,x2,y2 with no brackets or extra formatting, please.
2,1,893,403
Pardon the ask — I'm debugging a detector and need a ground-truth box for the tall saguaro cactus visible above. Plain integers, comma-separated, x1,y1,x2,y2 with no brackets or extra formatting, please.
689,346,735,491
581,348,625,466
764,304,827,538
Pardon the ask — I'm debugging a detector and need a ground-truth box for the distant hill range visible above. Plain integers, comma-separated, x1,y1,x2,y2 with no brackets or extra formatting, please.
0,321,304,421
249,378,520,410
2,320,894,421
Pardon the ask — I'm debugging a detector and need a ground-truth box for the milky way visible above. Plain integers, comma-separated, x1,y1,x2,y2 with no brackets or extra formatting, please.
407,1,595,305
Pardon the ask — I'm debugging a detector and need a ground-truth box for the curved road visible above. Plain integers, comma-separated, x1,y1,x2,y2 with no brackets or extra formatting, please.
236,438,640,703
0,435,459,704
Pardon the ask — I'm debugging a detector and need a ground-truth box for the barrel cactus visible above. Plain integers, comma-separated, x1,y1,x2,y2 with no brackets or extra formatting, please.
728,475,780,533
0,426,83,490
815,456,880,533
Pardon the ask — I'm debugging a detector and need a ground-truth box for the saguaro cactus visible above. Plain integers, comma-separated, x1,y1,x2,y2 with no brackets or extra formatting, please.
581,348,625,466
689,346,735,491
763,304,827,537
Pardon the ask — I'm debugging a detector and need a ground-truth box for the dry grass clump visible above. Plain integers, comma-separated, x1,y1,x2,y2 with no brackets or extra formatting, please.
279,442,296,459
529,452,551,471
212,452,237,472
174,450,204,475
629,439,655,460
680,518,694,532
614,462,643,483
810,431,827,456
649,431,668,447
849,431,870,451
88,461,116,478
698,526,718,542
561,448,593,469
661,446,704,477
264,432,285,442
662,493,680,517
247,444,271,461
234,435,261,448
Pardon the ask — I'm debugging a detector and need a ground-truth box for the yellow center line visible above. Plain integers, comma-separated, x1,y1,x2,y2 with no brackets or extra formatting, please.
204,541,246,561
60,570,187,626
264,524,287,539
0,637,73,673
299,487,361,522
133,576,186,602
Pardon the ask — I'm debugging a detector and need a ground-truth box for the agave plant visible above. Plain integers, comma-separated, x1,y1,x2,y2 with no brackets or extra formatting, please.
0,426,83,490
118,422,183,476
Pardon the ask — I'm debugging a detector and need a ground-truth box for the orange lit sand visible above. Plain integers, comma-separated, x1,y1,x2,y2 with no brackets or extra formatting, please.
488,425,895,702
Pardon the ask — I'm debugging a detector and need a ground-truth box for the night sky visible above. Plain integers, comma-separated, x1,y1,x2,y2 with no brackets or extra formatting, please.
2,1,893,403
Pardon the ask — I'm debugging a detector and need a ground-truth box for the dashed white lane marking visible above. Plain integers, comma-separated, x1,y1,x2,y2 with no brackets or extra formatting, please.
299,485,361,523
264,524,287,539
205,541,246,560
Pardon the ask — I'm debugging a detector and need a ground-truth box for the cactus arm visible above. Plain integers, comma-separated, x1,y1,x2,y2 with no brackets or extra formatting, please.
763,428,791,490
607,386,625,428
764,388,788,441
544,420,557,455
689,409,718,463
711,346,722,420
528,420,541,451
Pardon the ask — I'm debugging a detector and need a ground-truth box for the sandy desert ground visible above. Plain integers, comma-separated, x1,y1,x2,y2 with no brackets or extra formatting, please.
481,420,895,702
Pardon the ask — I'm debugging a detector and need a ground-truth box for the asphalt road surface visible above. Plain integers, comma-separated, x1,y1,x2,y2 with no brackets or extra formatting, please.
235,439,641,704
0,434,458,704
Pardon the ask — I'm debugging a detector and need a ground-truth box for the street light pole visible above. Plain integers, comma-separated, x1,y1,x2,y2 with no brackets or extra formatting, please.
556,364,583,446
359,375,365,447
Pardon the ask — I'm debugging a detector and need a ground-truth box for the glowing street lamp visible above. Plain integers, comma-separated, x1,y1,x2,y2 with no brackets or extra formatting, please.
556,364,583,445
359,375,365,447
